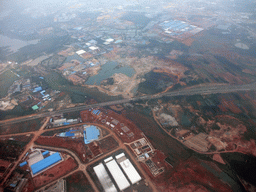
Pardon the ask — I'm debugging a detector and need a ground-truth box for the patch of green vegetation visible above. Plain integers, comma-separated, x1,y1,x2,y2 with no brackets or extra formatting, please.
121,12,150,28
44,71,72,89
0,70,19,98
138,71,174,94
0,47,12,62
0,117,42,134
13,66,33,78
137,40,189,58
41,55,66,69
66,171,94,192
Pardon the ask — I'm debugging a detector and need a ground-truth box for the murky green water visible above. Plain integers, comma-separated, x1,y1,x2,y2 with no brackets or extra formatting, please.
86,61,135,85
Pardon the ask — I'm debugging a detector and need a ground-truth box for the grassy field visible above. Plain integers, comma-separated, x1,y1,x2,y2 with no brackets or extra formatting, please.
0,70,19,98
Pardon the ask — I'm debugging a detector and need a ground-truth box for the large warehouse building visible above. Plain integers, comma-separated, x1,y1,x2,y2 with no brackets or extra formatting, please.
94,153,142,191
115,153,142,184
30,152,62,176
104,156,130,191
83,125,100,144
93,163,117,192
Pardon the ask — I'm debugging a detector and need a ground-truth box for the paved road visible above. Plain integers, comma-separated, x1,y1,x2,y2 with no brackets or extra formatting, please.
1,82,256,126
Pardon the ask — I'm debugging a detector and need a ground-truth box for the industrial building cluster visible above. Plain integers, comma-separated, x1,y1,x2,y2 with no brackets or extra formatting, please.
159,20,203,39
56,124,100,144
93,152,142,192
0,74,60,112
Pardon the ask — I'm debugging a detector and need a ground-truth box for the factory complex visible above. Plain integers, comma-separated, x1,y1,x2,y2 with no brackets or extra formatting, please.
93,152,142,192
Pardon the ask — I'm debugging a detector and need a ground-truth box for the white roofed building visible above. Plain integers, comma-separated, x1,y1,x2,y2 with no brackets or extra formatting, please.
76,50,86,55
104,156,130,191
115,153,142,184
93,163,117,192
89,46,99,51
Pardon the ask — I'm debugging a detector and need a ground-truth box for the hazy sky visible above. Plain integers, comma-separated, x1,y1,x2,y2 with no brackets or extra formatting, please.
1,0,255,14
0,0,169,11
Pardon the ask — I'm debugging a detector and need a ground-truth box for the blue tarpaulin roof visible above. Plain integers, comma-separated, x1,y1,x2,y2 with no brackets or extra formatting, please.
65,130,75,137
19,161,27,167
42,151,49,156
84,126,100,144
92,110,100,115
31,153,62,175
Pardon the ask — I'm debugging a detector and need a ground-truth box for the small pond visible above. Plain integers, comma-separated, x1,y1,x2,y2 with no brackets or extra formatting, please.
86,61,135,85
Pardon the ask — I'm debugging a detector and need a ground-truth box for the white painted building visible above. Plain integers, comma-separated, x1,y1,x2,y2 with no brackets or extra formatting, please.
104,157,130,191
93,163,117,192
116,153,142,184
76,50,86,55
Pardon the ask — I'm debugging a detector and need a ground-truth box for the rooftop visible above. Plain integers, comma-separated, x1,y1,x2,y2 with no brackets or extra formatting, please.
30,152,62,175
84,125,100,144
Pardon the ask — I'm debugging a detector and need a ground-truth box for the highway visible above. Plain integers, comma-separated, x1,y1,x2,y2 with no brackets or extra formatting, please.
1,82,256,126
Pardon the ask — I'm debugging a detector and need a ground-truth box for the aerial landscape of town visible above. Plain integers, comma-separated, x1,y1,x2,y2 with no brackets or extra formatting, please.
0,0,256,191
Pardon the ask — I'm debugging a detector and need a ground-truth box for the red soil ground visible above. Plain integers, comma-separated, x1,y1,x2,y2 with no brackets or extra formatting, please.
212,154,226,164
22,178,35,192
167,157,233,192
218,97,242,114
36,135,119,163
35,136,92,163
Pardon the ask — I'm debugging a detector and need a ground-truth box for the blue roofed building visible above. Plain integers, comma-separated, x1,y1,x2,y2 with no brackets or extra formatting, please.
33,87,42,93
65,130,75,137
92,110,101,116
19,161,27,167
42,151,49,156
30,152,62,175
83,125,100,144
58,130,80,137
